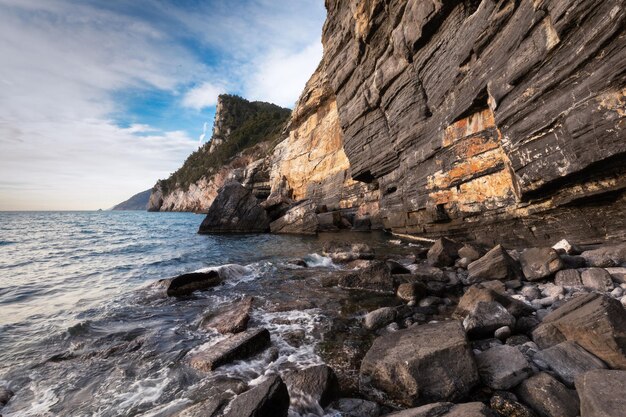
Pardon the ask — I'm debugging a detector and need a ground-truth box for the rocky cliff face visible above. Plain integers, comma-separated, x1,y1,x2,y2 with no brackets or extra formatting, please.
318,0,626,245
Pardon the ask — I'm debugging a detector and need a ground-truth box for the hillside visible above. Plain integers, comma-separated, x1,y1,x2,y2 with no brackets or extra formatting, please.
111,189,151,211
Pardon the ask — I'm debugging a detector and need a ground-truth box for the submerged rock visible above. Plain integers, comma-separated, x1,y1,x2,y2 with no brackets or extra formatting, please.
222,374,290,417
359,320,478,407
322,241,375,263
576,369,626,417
161,271,222,297
200,296,253,334
188,328,271,371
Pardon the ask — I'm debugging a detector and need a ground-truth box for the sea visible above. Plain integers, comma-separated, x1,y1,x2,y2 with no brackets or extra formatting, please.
0,211,407,417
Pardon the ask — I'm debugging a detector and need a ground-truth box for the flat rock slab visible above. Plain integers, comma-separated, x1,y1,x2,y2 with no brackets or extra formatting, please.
384,402,493,417
200,296,253,334
188,328,270,371
516,372,579,417
519,248,564,281
463,301,516,339
534,341,607,387
468,245,523,283
576,369,626,417
532,293,626,369
476,345,533,390
360,320,478,407
222,374,290,417
162,271,222,297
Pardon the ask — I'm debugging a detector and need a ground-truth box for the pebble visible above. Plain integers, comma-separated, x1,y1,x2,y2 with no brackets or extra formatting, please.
521,286,541,300
494,326,512,341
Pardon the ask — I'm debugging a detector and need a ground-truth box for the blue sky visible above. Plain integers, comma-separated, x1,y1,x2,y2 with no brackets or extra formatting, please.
0,0,325,210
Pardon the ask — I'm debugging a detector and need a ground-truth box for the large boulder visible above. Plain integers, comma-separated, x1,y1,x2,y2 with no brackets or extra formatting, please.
188,328,270,371
463,301,516,339
359,321,478,407
476,345,533,390
519,248,564,281
576,369,626,417
223,374,290,417
534,341,607,387
515,373,579,417
161,271,222,297
468,245,523,283
198,182,270,233
269,200,319,235
427,238,463,267
338,261,395,293
200,296,253,334
383,402,494,417
531,293,626,369
455,284,534,319
283,364,339,411
580,243,626,267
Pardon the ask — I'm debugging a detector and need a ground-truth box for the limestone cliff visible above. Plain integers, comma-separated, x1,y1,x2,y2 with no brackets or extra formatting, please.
316,0,626,245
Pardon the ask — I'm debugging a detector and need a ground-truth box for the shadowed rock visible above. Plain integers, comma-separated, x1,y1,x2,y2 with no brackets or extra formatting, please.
222,374,290,417
161,271,222,297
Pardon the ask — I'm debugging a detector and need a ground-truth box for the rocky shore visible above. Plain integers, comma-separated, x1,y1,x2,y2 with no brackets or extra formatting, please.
151,236,626,417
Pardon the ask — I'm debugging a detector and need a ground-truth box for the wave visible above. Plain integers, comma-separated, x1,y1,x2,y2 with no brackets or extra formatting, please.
303,254,337,269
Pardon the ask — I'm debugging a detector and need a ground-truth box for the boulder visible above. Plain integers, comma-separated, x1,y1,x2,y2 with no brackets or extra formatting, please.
490,392,538,417
552,240,581,255
458,244,483,262
468,245,523,283
270,200,319,235
455,284,534,319
386,259,411,274
476,345,533,390
580,268,614,292
463,301,516,339
383,402,494,417
534,341,607,387
223,374,290,417
575,369,626,417
554,269,582,287
188,328,271,371
531,293,626,369
397,282,427,302
284,364,339,410
364,307,397,330
161,271,222,297
338,261,394,293
427,238,463,267
606,267,626,284
359,321,478,407
322,241,375,262
519,248,564,281
515,373,579,417
580,243,626,267
200,296,253,334
198,182,270,233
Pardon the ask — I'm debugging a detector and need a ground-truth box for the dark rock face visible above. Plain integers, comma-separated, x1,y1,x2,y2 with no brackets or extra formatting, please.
161,271,222,297
321,0,626,245
531,293,626,369
359,321,478,407
222,374,290,417
576,369,626,417
198,182,270,234
188,328,271,371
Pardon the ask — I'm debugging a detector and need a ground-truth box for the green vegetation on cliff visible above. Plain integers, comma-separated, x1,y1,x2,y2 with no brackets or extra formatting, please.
160,95,291,194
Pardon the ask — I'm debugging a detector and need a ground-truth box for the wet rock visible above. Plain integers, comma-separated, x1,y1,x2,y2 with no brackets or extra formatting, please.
386,259,411,274
198,182,270,233
476,345,533,390
581,243,626,268
531,293,626,368
515,373,579,417
174,377,248,417
284,364,339,410
552,240,581,256
396,282,427,302
188,328,271,371
554,270,582,288
459,244,483,262
364,307,397,330
200,296,253,334
338,261,394,293
468,245,523,283
383,402,493,417
455,284,534,319
223,374,290,417
576,369,626,417
323,241,375,263
0,387,13,407
463,301,516,339
330,398,381,417
606,267,626,284
270,200,319,235
519,248,564,281
580,268,614,292
490,392,538,417
534,341,607,387
427,238,463,267
359,321,478,407
161,271,222,297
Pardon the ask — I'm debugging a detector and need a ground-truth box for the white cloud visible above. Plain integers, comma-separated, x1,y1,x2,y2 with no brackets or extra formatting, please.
182,82,225,110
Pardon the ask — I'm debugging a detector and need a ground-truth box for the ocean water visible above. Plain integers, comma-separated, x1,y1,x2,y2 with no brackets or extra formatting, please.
0,211,402,417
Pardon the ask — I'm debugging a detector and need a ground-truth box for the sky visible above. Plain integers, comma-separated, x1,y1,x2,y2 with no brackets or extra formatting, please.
0,0,326,210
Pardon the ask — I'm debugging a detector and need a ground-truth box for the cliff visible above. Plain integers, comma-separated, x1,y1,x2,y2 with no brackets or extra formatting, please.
112,189,151,211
